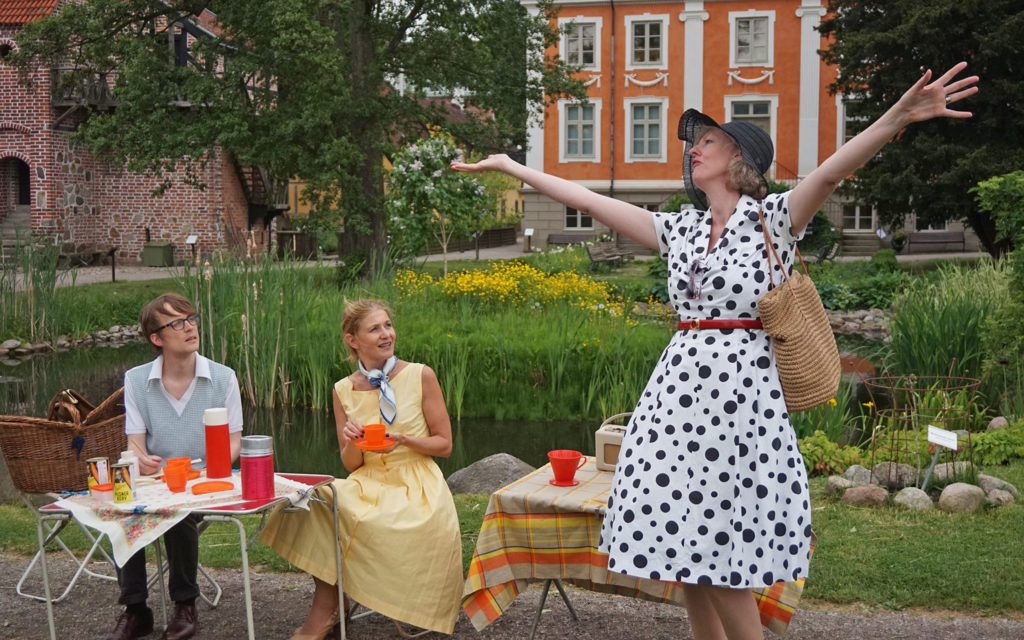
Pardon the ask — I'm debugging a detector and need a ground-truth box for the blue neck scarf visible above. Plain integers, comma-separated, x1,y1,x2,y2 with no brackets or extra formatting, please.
358,356,398,425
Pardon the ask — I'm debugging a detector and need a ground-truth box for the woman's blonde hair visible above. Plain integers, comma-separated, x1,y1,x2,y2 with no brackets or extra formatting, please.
341,298,394,362
694,125,769,200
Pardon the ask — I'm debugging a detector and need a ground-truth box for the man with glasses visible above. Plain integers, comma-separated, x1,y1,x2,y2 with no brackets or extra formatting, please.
101,293,243,640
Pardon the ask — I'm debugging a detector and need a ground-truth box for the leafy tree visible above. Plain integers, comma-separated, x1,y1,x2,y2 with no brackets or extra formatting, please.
12,0,586,273
386,135,495,275
819,0,1024,256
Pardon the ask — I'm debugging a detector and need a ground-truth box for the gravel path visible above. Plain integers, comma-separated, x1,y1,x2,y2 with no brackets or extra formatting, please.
3,550,1023,640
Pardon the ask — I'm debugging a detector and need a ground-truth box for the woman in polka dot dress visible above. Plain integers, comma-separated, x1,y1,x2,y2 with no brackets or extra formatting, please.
453,63,977,639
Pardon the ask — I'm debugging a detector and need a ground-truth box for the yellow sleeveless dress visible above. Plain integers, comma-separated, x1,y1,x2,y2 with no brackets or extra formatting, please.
259,363,463,634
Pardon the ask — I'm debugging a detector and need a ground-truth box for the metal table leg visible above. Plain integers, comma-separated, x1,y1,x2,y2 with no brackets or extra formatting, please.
202,515,255,640
528,579,579,640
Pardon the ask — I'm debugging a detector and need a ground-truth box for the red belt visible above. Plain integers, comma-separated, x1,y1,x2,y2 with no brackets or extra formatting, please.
677,319,763,331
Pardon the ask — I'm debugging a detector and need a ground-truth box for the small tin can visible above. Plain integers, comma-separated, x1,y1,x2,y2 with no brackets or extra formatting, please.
87,457,109,488
111,463,134,503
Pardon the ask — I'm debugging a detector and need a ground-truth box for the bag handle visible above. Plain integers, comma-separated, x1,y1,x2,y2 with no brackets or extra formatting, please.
758,206,809,291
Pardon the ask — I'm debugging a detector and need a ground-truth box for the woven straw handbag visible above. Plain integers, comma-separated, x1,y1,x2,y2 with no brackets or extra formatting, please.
757,208,840,412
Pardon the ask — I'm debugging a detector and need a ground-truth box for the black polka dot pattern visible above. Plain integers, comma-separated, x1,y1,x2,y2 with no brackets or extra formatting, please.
598,193,812,588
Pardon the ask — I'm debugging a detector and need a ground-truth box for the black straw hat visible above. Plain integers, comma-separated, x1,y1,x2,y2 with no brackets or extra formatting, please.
678,109,774,211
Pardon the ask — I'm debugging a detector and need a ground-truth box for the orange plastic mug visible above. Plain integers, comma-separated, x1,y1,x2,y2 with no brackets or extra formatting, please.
548,449,587,484
363,423,387,446
166,457,191,471
163,464,188,493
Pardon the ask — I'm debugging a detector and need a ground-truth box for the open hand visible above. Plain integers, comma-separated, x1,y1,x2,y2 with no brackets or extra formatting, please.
896,61,979,125
450,154,513,174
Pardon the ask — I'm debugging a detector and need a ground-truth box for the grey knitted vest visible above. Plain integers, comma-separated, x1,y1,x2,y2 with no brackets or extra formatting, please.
125,358,236,467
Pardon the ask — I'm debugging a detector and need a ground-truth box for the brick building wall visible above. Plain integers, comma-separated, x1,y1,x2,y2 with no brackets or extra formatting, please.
1,24,261,263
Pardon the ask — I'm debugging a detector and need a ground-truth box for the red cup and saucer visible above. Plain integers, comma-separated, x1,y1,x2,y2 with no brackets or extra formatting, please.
354,424,394,451
548,449,587,486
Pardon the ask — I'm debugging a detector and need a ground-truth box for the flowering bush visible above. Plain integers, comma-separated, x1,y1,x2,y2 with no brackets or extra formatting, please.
394,262,630,320
386,135,496,272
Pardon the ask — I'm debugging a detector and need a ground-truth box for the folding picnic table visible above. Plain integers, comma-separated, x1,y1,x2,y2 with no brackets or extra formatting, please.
33,472,345,640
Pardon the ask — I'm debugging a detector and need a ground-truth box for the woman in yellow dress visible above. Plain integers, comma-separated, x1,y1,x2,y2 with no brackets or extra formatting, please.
260,299,463,639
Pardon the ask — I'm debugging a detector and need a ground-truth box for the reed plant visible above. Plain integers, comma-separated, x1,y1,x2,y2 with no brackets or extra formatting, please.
173,254,673,421
887,259,1008,379
0,236,64,342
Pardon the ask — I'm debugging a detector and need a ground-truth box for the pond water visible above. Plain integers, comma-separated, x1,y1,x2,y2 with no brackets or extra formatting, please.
0,343,596,493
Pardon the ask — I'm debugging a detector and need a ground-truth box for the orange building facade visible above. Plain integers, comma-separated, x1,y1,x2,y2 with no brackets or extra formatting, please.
520,0,861,248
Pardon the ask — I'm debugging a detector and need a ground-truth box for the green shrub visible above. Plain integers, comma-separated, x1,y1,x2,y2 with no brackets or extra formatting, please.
870,249,899,273
647,257,669,302
798,430,864,477
815,280,857,310
660,193,690,212
798,210,842,254
971,422,1024,466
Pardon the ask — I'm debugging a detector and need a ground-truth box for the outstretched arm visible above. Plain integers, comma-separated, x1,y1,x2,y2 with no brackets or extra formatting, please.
788,62,979,234
451,154,660,250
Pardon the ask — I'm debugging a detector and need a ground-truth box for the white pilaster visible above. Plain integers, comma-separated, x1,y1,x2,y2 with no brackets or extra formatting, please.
679,2,708,111
796,1,826,178
524,2,545,171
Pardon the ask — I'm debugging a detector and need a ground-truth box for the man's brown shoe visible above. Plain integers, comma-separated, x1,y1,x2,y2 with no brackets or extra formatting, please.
163,602,198,640
100,609,154,640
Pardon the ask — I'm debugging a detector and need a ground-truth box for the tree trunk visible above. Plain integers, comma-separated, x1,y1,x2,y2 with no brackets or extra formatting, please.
349,0,386,276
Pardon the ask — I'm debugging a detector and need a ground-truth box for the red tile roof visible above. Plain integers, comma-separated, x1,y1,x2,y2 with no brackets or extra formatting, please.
0,0,59,25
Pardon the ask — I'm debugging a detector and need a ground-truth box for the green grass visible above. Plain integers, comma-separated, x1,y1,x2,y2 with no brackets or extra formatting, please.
3,470,1021,615
803,459,1024,614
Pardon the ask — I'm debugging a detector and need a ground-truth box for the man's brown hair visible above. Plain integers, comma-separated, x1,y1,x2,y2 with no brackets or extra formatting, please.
140,293,197,354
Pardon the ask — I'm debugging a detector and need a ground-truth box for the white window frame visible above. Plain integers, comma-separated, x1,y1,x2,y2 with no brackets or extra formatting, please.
624,14,669,71
558,98,602,164
842,203,876,233
723,94,778,178
565,206,594,230
835,93,868,149
559,16,602,73
623,97,668,164
729,10,775,68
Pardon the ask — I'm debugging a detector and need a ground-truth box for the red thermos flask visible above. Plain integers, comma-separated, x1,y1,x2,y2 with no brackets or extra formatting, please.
204,408,232,479
241,435,275,501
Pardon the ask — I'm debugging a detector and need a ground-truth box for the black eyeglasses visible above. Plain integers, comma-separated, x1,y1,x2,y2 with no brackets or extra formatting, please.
685,259,705,300
155,313,200,333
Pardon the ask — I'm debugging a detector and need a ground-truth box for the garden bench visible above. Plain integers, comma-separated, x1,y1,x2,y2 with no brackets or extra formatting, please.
586,243,622,271
907,230,965,254
546,233,595,247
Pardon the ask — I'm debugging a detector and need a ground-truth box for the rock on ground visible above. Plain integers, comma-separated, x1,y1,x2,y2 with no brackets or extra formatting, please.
446,453,535,494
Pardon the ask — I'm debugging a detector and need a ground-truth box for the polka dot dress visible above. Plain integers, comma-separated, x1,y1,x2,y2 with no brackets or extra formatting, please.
599,192,812,589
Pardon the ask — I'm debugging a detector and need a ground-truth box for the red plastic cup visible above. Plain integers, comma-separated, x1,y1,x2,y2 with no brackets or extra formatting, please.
363,423,387,446
548,449,587,484
163,464,188,493
204,408,232,479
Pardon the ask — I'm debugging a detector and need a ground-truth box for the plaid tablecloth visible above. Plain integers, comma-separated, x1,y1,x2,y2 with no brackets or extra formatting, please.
461,459,810,636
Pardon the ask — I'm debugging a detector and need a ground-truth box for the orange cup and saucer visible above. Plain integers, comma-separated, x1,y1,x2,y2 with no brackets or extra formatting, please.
161,458,200,482
548,449,587,487
354,423,395,451
163,463,189,493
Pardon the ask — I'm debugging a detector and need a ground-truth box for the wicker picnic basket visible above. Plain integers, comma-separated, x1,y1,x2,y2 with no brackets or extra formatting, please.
0,387,126,493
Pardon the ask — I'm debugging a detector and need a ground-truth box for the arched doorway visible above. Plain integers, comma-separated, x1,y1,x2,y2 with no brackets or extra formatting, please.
1,157,31,231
